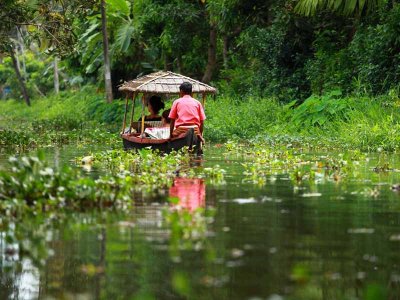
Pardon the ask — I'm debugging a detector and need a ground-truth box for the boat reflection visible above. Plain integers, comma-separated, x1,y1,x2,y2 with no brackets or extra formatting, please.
169,177,206,211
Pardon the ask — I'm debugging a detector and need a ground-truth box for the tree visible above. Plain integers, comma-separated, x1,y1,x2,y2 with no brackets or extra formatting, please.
9,46,31,106
79,0,136,96
101,0,113,102
295,0,385,16
202,22,217,83
0,0,95,104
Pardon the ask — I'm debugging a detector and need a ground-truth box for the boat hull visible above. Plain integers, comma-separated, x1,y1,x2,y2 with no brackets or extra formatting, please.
121,128,202,155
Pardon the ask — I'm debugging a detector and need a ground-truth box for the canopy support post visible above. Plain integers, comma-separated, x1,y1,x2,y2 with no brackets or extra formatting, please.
202,93,206,107
141,94,146,135
121,94,129,134
128,92,137,133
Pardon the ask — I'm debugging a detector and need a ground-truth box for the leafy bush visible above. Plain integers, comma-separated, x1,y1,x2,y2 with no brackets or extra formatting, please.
349,5,400,95
205,96,284,142
305,30,355,95
286,90,354,128
303,6,400,96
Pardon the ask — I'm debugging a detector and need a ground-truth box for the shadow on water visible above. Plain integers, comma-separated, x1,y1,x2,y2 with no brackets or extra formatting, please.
2,146,400,299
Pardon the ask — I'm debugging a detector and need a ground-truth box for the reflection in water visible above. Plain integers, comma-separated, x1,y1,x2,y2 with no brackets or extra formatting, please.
169,177,206,211
5,148,400,299
1,231,40,299
14,258,40,299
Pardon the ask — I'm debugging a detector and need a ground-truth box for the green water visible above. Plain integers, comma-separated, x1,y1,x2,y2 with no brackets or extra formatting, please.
2,146,400,299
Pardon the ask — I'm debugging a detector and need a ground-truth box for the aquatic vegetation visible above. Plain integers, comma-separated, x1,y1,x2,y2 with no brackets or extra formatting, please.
80,148,227,187
0,126,119,152
163,197,216,257
0,149,221,218
81,148,190,186
0,129,37,150
222,141,373,185
0,152,134,216
201,165,226,184
31,116,84,133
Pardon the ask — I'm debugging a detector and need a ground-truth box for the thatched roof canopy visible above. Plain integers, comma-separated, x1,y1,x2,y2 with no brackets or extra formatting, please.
118,71,217,95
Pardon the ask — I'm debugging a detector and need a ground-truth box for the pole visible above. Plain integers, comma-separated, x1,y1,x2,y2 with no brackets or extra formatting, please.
128,92,137,133
141,94,146,135
121,94,129,134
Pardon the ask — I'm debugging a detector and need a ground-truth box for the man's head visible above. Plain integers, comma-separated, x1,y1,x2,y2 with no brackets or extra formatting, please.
179,82,192,96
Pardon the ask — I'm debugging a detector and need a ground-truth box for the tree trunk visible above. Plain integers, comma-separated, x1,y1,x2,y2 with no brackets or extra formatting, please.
163,50,173,71
54,57,59,94
10,48,30,106
202,23,217,84
101,0,113,103
176,54,183,74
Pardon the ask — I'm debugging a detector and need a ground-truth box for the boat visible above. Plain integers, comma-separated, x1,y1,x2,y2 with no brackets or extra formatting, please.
121,128,201,154
118,71,217,155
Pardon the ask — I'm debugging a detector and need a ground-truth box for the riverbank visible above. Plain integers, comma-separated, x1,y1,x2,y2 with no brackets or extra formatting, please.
1,87,399,152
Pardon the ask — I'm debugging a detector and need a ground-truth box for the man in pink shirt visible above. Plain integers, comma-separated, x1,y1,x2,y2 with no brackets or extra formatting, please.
168,82,206,139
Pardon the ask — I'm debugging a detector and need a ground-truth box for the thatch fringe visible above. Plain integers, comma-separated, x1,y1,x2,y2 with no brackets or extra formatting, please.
118,71,217,94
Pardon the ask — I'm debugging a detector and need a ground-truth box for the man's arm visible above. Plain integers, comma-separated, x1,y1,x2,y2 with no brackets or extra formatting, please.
200,120,204,135
169,119,175,139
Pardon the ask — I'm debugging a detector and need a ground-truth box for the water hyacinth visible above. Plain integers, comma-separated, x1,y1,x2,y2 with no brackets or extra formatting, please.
0,152,134,215
0,123,119,152
0,148,229,219
222,141,372,185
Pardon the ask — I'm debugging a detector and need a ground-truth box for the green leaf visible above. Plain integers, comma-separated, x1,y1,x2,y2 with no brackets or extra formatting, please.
107,0,130,16
114,20,135,52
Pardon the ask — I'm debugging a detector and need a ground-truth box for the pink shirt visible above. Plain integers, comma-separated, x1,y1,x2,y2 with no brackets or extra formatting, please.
169,178,205,211
168,95,206,128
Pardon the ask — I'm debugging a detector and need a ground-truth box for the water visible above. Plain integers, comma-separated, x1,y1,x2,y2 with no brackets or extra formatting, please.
2,145,400,299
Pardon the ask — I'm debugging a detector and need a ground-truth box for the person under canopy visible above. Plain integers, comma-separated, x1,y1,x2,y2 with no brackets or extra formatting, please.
168,82,205,142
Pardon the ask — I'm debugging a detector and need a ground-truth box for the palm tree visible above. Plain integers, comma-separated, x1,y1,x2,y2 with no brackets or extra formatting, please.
294,0,385,16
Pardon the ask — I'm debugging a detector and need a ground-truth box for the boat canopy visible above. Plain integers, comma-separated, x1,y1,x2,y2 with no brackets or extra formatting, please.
118,71,217,95
119,71,216,136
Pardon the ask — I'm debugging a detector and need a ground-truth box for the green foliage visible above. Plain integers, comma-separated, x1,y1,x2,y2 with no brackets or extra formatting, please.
0,87,121,150
286,90,353,128
305,29,355,95
0,152,133,214
0,52,56,99
163,198,216,257
229,10,314,101
205,96,284,142
2,85,400,152
86,95,125,125
302,5,400,96
349,5,400,95
31,116,84,133
0,129,36,149
295,0,385,16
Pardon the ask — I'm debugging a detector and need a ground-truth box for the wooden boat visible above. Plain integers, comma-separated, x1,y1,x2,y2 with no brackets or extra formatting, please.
121,128,202,155
118,71,216,155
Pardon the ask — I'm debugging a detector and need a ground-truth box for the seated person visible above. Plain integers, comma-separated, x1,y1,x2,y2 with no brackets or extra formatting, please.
143,109,171,139
169,82,205,143
139,95,164,121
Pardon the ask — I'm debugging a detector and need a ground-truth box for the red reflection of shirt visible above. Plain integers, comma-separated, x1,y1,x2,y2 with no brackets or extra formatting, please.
169,178,206,211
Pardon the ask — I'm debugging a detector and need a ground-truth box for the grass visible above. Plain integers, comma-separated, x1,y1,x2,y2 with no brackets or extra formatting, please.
206,93,400,152
1,87,400,152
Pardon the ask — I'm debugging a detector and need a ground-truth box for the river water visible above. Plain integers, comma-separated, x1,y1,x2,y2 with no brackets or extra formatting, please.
2,145,400,300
